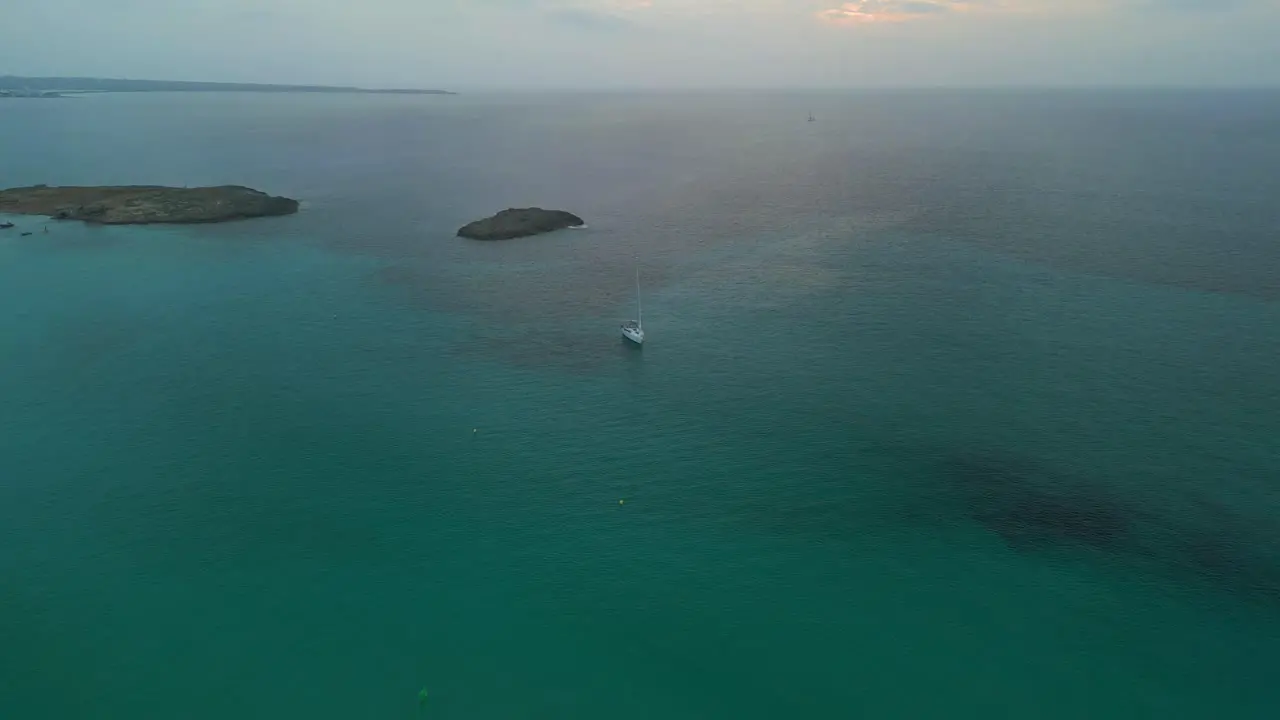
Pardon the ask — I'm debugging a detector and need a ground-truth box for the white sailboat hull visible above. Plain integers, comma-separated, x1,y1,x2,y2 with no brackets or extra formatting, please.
622,325,644,345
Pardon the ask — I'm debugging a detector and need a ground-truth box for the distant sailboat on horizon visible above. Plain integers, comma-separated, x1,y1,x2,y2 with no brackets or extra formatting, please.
808,111,816,122
621,263,644,345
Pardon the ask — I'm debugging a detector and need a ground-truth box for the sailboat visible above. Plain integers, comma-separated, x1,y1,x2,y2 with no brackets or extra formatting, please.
808,111,816,122
621,264,644,345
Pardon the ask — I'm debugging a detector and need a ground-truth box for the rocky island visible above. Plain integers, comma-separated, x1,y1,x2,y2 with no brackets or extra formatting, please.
0,185,299,224
457,208,585,240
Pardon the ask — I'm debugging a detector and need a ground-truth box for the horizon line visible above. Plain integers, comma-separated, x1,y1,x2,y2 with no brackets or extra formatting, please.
6,75,1280,94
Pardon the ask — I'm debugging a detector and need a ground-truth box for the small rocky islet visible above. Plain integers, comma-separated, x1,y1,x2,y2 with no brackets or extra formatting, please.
457,208,585,240
0,185,299,225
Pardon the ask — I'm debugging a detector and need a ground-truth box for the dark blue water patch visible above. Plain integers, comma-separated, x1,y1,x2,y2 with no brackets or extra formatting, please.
942,451,1132,551
1166,530,1280,605
1129,495,1280,607
926,448,1280,607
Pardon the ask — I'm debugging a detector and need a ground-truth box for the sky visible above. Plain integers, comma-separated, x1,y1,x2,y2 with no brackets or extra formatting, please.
3,0,1279,89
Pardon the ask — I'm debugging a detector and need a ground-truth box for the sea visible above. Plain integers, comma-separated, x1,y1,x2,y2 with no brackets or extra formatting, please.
2,89,1279,718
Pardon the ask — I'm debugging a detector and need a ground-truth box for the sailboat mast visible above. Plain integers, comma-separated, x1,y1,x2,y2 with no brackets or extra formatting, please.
635,264,643,330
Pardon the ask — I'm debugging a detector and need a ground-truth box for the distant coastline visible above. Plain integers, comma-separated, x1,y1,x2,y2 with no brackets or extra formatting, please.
0,75,454,96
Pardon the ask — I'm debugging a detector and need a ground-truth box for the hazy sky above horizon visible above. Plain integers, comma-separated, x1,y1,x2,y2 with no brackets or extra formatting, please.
3,0,1279,88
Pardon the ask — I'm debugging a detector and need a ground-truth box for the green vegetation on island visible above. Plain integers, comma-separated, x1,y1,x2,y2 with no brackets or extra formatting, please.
0,185,300,224
457,208,586,240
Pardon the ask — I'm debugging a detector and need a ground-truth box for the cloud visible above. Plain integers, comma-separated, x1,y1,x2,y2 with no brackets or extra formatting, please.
1142,0,1248,7
4,0,1278,88
542,6,638,30
1133,0,1273,11
818,0,975,24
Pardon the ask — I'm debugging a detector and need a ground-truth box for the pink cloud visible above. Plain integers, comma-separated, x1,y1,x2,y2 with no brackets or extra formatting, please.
819,0,973,24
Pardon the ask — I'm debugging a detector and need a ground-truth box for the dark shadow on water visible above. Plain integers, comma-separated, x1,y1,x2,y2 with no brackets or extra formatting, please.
448,326,651,377
457,332,593,373
934,449,1280,607
616,336,648,385
943,452,1131,551
617,336,644,356
1167,531,1280,604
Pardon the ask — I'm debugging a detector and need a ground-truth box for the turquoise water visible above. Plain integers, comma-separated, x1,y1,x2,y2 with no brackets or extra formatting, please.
2,91,1280,718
